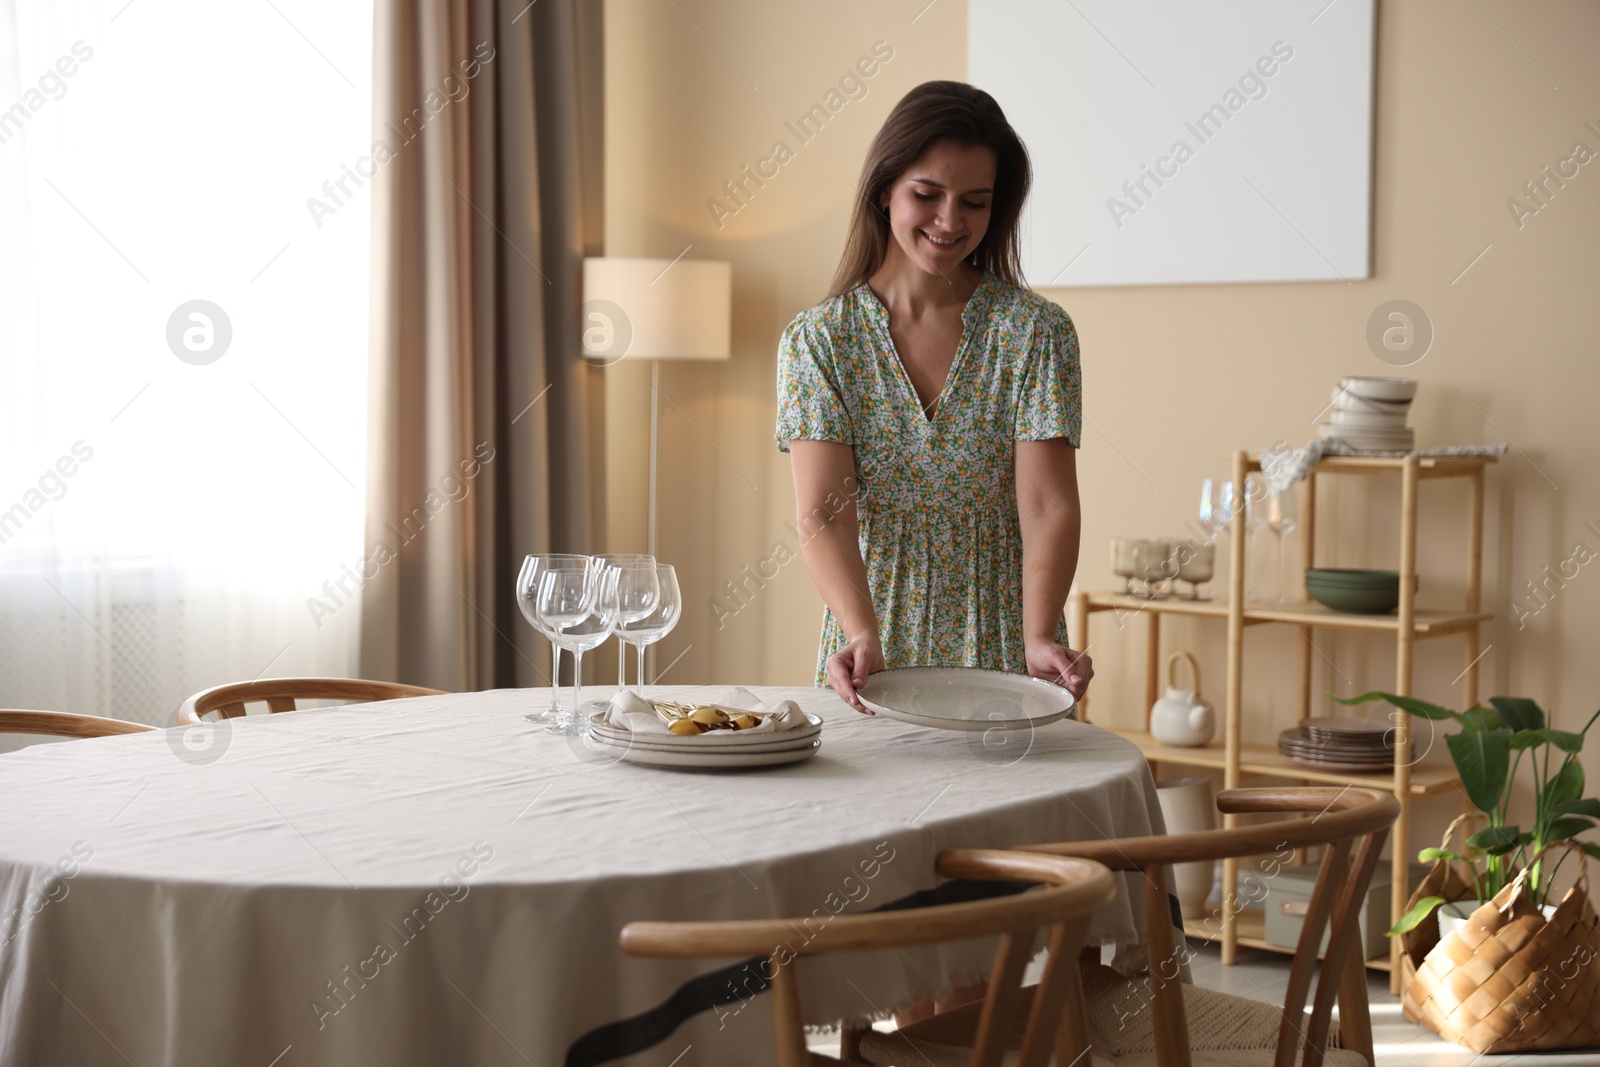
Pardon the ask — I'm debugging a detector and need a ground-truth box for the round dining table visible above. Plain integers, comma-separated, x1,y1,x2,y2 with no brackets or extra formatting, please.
0,684,1175,1067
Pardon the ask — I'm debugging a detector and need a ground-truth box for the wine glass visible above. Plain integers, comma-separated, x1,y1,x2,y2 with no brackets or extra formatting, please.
516,554,591,724
1243,475,1269,603
1197,478,1217,538
1177,540,1215,600
536,564,621,734
592,553,658,686
1110,538,1138,595
616,564,682,686
1267,489,1299,603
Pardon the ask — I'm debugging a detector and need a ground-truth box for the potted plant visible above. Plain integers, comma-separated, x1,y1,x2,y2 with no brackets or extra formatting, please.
1335,692,1600,934
1334,692,1600,1053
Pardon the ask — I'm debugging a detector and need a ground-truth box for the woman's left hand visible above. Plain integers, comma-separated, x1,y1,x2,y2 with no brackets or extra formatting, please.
1025,641,1093,701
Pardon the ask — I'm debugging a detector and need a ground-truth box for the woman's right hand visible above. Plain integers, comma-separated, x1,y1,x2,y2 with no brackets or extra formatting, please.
826,633,885,714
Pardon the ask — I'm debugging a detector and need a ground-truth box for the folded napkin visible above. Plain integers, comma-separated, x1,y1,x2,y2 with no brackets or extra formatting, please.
602,687,807,735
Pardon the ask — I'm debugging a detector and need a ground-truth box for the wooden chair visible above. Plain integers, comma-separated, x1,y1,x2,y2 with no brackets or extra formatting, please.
862,786,1400,1067
0,709,155,738
176,678,445,725
620,849,1117,1067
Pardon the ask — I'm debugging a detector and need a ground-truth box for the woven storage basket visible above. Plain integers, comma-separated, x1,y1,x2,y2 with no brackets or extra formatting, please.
1400,833,1600,1053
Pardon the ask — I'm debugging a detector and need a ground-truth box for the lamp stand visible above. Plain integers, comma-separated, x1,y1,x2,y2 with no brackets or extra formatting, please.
646,359,660,684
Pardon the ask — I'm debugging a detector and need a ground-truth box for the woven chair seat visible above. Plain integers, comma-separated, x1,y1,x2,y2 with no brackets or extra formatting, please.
859,961,1351,1067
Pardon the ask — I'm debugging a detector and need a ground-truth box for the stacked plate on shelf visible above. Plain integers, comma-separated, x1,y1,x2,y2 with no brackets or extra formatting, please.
1315,377,1416,451
1278,716,1394,773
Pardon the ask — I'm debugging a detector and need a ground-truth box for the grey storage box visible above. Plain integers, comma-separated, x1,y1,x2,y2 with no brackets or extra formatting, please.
1264,860,1428,960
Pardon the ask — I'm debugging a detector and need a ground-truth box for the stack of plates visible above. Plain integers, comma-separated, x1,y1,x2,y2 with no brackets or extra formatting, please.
1278,717,1394,773
583,710,823,769
1315,377,1416,451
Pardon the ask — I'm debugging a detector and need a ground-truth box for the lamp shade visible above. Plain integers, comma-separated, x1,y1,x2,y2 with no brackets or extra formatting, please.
581,257,731,362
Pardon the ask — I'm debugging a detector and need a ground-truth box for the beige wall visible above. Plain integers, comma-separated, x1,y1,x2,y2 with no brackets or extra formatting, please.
603,1,1600,846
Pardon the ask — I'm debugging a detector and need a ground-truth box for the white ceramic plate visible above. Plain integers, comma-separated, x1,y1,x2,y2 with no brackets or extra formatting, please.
855,667,1076,732
582,716,819,751
586,711,822,748
581,733,821,769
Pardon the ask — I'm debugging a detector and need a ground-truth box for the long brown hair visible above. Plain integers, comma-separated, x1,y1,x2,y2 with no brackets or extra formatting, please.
826,80,1032,300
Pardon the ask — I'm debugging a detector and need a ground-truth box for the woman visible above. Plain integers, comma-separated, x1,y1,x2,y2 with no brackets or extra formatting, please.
776,80,1093,712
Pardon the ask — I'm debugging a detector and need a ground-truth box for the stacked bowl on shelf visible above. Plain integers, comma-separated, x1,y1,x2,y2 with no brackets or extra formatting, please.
1315,376,1416,451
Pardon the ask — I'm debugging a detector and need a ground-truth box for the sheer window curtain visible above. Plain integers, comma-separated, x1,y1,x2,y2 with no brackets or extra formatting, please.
0,0,372,730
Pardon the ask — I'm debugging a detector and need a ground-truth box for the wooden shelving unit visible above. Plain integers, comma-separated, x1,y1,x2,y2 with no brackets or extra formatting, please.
1071,449,1497,992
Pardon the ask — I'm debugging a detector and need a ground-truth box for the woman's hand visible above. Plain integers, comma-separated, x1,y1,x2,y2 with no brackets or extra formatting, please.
1025,640,1094,701
826,633,886,714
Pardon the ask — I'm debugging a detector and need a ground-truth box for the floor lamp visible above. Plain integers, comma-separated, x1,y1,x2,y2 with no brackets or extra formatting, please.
580,256,731,559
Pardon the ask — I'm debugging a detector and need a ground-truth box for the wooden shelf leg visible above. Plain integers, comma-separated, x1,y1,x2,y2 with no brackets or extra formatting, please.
1145,609,1161,731
1070,592,1092,724
1390,455,1420,994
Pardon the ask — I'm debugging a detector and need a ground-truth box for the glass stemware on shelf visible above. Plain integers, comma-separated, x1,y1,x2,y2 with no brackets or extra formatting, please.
1110,538,1138,595
615,564,682,684
516,554,592,725
1267,488,1299,603
590,554,660,686
536,563,621,734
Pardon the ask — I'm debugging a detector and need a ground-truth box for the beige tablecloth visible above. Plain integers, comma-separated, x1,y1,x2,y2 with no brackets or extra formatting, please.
0,685,1172,1067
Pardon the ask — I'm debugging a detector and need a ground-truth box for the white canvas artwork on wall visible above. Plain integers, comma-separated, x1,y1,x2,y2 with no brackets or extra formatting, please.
968,0,1375,287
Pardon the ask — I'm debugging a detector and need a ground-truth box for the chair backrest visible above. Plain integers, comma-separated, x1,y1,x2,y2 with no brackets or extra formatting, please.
620,849,1116,1067
0,709,155,739
1025,786,1400,1067
176,678,445,725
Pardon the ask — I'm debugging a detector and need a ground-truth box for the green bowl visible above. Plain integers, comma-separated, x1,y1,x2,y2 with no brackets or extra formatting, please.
1306,568,1401,587
1304,569,1416,614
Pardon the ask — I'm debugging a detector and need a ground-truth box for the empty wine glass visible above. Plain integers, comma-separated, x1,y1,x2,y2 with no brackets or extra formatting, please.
1268,488,1300,603
1177,540,1215,600
516,553,591,724
617,564,682,685
592,553,658,686
1110,538,1138,595
1243,475,1269,603
1197,478,1218,538
537,564,621,734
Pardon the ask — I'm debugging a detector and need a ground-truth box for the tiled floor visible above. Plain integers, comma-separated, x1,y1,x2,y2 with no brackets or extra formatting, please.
811,943,1600,1065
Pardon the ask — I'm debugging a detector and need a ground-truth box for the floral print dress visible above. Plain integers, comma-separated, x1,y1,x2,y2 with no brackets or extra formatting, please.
775,269,1083,685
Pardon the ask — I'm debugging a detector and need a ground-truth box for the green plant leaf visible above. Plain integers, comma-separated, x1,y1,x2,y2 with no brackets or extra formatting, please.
1545,757,1586,809
1510,730,1548,751
1462,706,1502,732
1387,896,1449,936
1551,798,1600,820
1490,696,1546,732
1581,842,1600,863
1539,729,1586,754
1543,817,1596,843
1448,728,1511,814
1418,847,1474,865
1468,825,1521,854
1331,691,1460,722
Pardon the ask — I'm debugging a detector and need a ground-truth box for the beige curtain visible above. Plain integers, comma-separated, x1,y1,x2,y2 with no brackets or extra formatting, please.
360,0,606,691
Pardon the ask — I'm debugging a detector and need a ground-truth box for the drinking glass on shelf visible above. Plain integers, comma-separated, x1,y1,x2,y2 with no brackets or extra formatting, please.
516,553,592,725
1177,540,1215,600
1197,478,1218,538
1267,488,1300,603
616,564,682,685
536,564,621,735
1150,538,1182,597
1110,538,1138,595
591,554,658,686
1217,481,1238,537
1133,539,1172,599
1243,475,1269,603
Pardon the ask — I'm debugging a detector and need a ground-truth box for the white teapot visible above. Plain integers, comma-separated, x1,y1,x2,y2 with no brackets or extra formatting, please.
1149,652,1215,747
